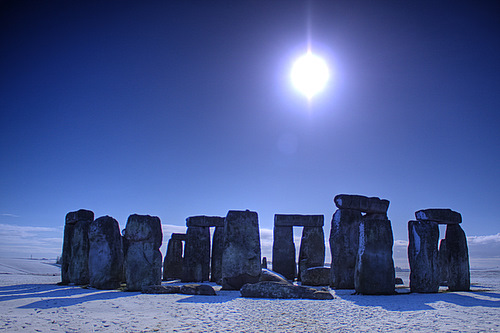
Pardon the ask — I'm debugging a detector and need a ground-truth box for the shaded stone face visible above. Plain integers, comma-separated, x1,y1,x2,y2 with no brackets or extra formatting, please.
334,194,389,214
240,281,333,300
210,226,224,283
329,209,362,289
355,218,395,295
408,220,439,293
61,209,94,285
438,238,448,286
445,224,470,291
298,226,325,281
274,215,324,227
272,226,296,280
186,216,225,227
88,216,124,290
163,236,184,281
182,226,210,282
123,214,162,291
415,209,462,224
301,267,330,286
221,210,261,290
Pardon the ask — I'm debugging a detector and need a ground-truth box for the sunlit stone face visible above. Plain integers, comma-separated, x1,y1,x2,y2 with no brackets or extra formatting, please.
291,51,329,99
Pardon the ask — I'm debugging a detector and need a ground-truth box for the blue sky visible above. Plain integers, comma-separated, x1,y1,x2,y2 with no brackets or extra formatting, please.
1,1,499,268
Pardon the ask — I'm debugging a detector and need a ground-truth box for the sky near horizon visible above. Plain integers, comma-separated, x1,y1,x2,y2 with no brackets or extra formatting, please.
1,1,499,267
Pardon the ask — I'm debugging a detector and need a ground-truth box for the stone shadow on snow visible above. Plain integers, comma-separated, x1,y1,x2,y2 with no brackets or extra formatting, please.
176,290,239,304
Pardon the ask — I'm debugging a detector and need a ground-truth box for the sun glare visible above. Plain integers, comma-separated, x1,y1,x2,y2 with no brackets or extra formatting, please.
291,51,330,100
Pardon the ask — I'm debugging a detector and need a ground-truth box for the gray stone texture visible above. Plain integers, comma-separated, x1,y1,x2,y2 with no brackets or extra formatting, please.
210,226,224,283
334,194,389,214
355,218,395,295
272,226,296,280
274,214,324,227
298,227,325,281
329,208,362,289
408,220,440,293
438,238,448,286
182,226,210,282
221,210,261,290
301,267,330,286
61,209,94,285
260,268,290,284
186,215,225,227
415,208,462,224
445,224,470,291
240,281,333,300
163,234,184,281
88,216,124,289
123,214,163,291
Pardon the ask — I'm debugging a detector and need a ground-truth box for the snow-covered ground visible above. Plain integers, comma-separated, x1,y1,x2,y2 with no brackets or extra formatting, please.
0,258,499,332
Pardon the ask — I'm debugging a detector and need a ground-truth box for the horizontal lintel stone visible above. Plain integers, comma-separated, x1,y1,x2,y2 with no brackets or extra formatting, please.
65,209,94,224
186,216,225,227
170,233,187,241
415,209,462,224
334,194,389,214
274,214,324,227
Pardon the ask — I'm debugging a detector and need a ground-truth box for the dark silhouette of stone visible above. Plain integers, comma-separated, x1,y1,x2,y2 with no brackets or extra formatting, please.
301,267,330,286
186,216,225,227
163,233,185,281
395,277,404,285
274,214,324,227
88,216,124,289
334,194,389,214
261,257,268,269
329,208,362,289
445,224,470,291
240,281,333,300
438,238,448,286
142,285,180,294
211,226,224,283
408,220,439,293
123,214,163,291
61,209,94,285
260,268,290,284
355,218,395,295
180,284,216,296
415,209,462,224
272,226,296,280
182,226,210,282
221,210,261,290
298,227,325,280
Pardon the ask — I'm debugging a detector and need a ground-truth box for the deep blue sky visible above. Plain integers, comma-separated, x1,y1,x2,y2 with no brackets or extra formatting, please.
1,1,499,263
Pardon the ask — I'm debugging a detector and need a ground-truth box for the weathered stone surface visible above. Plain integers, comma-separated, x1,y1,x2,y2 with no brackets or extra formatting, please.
355,219,395,295
334,194,389,214
408,220,439,293
186,216,225,227
272,226,296,280
163,236,184,281
329,209,362,289
61,209,94,285
240,281,333,300
301,267,330,286
210,226,224,283
142,285,180,294
415,209,462,224
445,224,470,291
123,214,163,291
260,269,290,284
88,216,124,289
180,284,216,296
298,227,325,281
438,238,448,286
182,226,210,282
274,214,324,227
221,210,261,290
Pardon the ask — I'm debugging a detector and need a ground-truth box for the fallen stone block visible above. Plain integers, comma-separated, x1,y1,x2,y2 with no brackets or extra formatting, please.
240,281,333,300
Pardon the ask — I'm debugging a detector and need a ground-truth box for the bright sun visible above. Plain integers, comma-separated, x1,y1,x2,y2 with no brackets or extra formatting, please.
291,51,330,100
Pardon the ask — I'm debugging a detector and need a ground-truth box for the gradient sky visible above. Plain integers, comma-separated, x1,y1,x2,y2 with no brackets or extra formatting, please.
1,1,499,267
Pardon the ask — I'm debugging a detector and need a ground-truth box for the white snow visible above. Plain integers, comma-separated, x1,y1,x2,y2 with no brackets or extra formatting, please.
0,258,499,332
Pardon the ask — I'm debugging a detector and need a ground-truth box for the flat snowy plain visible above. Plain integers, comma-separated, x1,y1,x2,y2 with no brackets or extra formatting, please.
0,258,499,332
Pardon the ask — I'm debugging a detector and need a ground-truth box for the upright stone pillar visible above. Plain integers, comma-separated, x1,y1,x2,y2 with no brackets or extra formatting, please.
88,216,124,289
61,209,94,285
221,210,261,290
123,214,162,291
211,225,225,283
329,209,362,289
408,220,439,293
182,226,210,282
163,233,185,281
298,226,325,280
438,238,448,285
272,226,296,280
445,224,470,291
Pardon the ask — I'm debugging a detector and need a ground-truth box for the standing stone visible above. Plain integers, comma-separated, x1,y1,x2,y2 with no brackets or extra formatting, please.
298,226,325,281
221,210,261,290
210,226,224,283
408,220,439,293
261,257,268,269
355,218,395,295
61,209,94,285
329,209,362,289
272,226,296,280
163,233,185,281
88,216,124,289
438,238,448,286
182,226,211,282
123,214,162,291
445,224,470,291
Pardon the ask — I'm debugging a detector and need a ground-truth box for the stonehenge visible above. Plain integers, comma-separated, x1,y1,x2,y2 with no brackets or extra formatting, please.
163,233,186,281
